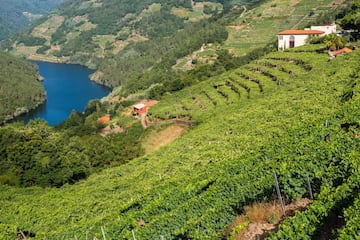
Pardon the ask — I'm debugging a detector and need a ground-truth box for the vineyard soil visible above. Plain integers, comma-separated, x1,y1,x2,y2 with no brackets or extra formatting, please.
232,198,312,239
142,123,189,154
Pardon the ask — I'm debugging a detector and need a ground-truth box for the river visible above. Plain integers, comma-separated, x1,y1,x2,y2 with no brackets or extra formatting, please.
24,61,110,126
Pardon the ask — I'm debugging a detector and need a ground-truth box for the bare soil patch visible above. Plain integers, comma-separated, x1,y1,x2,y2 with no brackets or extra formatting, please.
31,15,65,42
226,198,312,240
99,124,123,137
142,124,189,154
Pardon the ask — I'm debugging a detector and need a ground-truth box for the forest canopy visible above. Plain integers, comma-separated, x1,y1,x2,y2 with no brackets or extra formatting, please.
0,52,46,124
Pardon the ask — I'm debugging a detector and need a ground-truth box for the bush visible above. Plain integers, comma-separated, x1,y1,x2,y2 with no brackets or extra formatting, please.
36,45,51,54
18,35,46,46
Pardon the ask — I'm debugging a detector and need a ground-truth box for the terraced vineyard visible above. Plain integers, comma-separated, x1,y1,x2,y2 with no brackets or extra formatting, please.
148,50,319,122
1,46,360,239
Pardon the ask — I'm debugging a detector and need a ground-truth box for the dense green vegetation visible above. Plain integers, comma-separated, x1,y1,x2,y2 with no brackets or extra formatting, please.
268,60,360,240
341,0,360,33
0,51,46,124
1,0,360,239
0,100,147,187
99,20,229,90
1,42,360,239
0,0,63,41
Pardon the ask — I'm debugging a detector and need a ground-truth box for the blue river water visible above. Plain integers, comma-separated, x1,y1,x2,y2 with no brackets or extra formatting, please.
24,61,110,126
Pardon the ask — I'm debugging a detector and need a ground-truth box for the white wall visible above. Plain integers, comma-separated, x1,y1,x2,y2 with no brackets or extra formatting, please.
309,24,336,35
278,34,309,51
278,24,336,51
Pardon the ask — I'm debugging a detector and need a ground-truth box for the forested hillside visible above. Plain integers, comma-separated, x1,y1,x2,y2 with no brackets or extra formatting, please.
0,0,63,41
0,52,46,124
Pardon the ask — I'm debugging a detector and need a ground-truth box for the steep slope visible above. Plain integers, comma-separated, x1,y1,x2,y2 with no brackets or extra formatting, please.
0,0,63,41
0,52,46,124
0,0,357,239
1,46,359,239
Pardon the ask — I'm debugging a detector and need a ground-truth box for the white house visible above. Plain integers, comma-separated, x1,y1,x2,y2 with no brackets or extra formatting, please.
306,23,337,35
277,30,324,51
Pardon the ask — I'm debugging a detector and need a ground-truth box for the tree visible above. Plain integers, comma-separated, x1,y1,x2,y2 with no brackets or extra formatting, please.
341,0,360,32
324,33,344,50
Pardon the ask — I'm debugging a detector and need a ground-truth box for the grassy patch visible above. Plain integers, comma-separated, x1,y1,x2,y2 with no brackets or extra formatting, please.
171,7,189,18
171,2,223,22
31,15,65,43
142,123,189,154
77,21,97,32
93,35,116,49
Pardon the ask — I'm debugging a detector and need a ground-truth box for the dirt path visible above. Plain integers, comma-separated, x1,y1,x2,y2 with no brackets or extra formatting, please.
142,115,191,129
141,115,147,128
291,14,310,30
240,5,247,18
228,6,247,31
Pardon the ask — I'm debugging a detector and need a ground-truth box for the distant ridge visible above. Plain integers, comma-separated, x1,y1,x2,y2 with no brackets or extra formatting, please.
0,0,64,41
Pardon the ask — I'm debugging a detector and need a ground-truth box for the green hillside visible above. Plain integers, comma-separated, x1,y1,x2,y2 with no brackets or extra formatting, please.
6,0,348,93
1,0,360,239
0,52,46,124
0,0,63,41
1,45,360,239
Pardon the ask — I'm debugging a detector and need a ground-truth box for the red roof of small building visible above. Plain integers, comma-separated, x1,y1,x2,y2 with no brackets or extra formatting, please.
278,30,324,35
332,47,353,56
133,100,159,115
134,103,146,109
97,114,110,124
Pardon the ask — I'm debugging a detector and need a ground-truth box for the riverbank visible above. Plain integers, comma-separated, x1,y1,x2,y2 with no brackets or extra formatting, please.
1,96,47,126
27,53,70,64
20,61,111,125
27,54,112,87
0,51,47,125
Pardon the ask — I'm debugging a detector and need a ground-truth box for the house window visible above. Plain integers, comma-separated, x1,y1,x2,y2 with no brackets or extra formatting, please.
289,35,295,48
279,35,283,40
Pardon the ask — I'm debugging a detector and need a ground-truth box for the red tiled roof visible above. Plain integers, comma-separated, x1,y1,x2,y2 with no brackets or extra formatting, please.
332,47,353,56
278,30,324,35
97,114,110,124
